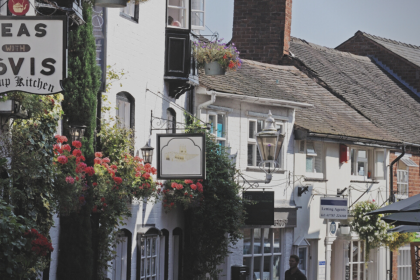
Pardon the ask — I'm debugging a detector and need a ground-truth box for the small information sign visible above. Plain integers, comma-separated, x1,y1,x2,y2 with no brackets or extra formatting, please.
320,197,348,219
318,261,325,280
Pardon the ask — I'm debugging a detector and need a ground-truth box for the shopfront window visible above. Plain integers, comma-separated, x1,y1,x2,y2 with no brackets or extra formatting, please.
243,228,282,280
347,240,365,280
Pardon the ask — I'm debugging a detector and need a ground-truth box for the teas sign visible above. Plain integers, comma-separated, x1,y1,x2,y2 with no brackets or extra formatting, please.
0,16,67,95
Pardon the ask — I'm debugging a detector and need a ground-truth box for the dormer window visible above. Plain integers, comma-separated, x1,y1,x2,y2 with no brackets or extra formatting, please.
167,0,189,29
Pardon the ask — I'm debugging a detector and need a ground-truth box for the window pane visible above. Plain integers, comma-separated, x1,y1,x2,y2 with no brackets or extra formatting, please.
217,114,225,138
359,264,364,280
257,120,264,133
273,255,281,280
141,239,145,256
357,161,366,176
147,239,150,256
263,229,270,253
191,0,204,10
191,12,204,27
249,121,256,139
376,151,384,177
151,257,155,274
254,229,262,254
314,142,323,173
243,257,252,276
352,264,358,280
217,140,225,147
253,256,262,279
359,241,364,262
209,115,216,135
263,256,271,279
352,241,359,262
152,238,156,255
306,157,313,172
298,248,307,275
257,147,262,166
273,229,280,253
243,228,252,255
167,0,188,28
248,144,254,166
358,150,367,159
146,258,150,276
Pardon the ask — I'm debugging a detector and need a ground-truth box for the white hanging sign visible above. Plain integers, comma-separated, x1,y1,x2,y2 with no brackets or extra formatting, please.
320,197,348,219
0,16,67,95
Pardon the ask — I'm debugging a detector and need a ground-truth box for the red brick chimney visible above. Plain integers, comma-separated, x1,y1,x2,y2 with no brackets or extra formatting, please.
232,0,292,65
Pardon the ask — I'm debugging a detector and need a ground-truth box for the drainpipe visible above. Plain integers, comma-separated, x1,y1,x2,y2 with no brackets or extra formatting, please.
195,91,216,119
388,146,405,280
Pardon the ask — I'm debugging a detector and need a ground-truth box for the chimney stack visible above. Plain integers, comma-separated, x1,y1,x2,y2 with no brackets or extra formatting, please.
232,0,292,65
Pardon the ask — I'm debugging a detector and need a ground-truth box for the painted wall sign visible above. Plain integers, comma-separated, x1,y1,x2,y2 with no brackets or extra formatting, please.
320,197,348,219
157,133,206,179
8,0,30,16
0,16,67,95
243,191,275,225
318,261,326,280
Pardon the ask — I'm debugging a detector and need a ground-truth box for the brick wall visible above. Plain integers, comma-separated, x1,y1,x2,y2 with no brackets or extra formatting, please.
337,32,420,93
232,0,292,65
389,152,420,280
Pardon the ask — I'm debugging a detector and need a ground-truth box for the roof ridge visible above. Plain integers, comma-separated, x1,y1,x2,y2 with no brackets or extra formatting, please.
360,31,420,50
290,37,371,62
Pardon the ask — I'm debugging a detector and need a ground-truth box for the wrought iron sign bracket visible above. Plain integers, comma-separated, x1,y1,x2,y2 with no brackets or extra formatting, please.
149,110,209,135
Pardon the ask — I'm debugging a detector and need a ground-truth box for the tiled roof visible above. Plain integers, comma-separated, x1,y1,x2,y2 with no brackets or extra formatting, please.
359,31,420,68
290,37,420,145
199,60,396,142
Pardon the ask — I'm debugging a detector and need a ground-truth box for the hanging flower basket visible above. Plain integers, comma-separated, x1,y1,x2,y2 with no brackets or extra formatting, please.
94,0,127,8
204,61,225,75
192,39,242,76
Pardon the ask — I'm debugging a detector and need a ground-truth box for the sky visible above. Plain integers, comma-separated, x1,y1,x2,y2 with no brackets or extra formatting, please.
203,0,420,48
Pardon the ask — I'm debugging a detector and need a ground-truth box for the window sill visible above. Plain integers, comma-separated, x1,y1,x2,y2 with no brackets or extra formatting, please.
119,12,138,23
350,180,379,184
246,167,285,173
304,177,327,182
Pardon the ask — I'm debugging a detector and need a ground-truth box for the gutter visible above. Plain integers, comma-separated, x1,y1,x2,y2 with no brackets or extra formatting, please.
388,146,405,280
195,91,216,118
197,90,313,109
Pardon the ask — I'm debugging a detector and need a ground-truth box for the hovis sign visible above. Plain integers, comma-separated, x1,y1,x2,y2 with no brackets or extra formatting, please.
0,16,67,95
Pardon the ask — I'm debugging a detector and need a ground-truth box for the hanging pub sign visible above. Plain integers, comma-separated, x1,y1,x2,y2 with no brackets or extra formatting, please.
156,133,206,180
0,16,67,95
320,197,348,219
243,191,275,225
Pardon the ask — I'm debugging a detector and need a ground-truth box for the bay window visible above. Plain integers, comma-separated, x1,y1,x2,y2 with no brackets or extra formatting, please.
243,228,282,280
167,0,189,29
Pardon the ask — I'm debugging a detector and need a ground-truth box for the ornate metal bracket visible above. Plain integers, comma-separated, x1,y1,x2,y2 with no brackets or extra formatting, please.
149,110,209,135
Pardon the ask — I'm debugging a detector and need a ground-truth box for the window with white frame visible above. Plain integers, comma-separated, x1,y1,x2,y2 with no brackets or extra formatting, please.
304,141,323,174
397,168,409,198
374,150,385,179
116,92,134,129
120,1,139,22
191,0,205,30
347,240,365,280
243,228,282,280
139,236,159,280
112,229,131,280
398,245,412,280
208,113,226,147
248,119,283,168
167,0,189,29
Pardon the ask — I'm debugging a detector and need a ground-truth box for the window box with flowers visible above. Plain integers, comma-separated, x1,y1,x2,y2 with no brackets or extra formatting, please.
192,39,242,75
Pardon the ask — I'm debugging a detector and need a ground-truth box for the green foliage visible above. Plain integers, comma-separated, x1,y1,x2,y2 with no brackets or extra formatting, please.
61,2,101,165
0,199,52,279
351,201,415,261
182,122,245,279
97,121,134,163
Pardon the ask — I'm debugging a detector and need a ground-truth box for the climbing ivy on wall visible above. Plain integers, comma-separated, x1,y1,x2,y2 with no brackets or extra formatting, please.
57,3,100,280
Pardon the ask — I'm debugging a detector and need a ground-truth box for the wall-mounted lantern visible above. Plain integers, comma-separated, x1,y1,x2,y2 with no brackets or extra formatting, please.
255,111,285,183
68,123,87,142
0,99,29,120
141,142,154,164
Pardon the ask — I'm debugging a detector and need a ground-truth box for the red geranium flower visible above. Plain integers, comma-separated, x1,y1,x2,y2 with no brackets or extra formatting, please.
55,135,68,144
102,157,110,163
72,140,82,148
92,182,98,186
95,152,103,158
62,144,71,152
184,179,193,184
110,165,118,170
113,177,123,185
142,172,151,179
190,184,197,191
176,184,184,190
94,157,102,165
72,149,82,157
57,155,68,165
76,162,87,174
84,166,95,176
65,176,74,184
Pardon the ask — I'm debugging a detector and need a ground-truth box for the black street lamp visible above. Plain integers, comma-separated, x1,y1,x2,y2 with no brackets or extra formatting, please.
255,111,285,182
141,142,154,164
68,123,87,142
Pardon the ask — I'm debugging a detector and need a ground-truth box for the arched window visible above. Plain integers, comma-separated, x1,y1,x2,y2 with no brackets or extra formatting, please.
166,108,176,134
172,228,183,280
113,229,132,280
116,92,135,129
